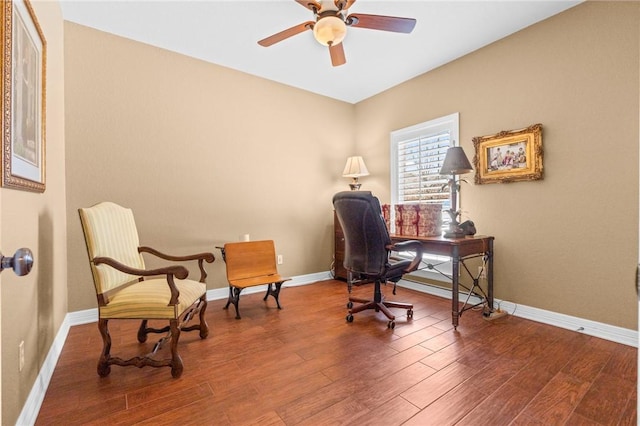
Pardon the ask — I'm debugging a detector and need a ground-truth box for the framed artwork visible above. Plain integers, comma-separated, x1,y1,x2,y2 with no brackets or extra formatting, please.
1,0,46,192
472,123,543,185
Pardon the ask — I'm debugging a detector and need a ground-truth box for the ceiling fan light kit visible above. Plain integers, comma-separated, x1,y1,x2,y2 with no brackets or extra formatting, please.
258,0,416,67
313,13,347,46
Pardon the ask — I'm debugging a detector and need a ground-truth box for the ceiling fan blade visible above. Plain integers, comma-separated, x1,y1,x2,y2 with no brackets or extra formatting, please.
329,43,346,67
346,13,417,33
295,0,321,12
334,0,356,11
258,21,314,47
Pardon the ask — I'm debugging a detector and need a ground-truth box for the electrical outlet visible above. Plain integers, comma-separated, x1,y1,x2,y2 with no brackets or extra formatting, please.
478,266,487,279
19,341,24,372
277,255,283,265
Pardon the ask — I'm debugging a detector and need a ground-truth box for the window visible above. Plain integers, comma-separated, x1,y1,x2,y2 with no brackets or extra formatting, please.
390,113,459,282
390,112,459,219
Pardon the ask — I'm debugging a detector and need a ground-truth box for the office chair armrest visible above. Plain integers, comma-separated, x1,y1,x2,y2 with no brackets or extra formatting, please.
387,240,424,273
139,246,215,283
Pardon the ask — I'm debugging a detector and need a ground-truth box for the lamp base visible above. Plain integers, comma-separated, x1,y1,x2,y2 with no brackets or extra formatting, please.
443,224,465,239
348,183,362,191
443,230,466,239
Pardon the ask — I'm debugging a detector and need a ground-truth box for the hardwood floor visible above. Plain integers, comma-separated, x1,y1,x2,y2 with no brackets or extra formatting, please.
36,280,637,425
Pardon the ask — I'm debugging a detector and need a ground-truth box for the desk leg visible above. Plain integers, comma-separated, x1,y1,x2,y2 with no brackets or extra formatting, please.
452,247,460,330
487,240,494,311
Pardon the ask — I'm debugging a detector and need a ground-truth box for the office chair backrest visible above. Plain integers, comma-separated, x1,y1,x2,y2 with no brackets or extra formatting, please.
333,191,391,276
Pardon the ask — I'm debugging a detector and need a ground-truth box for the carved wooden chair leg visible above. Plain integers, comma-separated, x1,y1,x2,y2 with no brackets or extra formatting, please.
197,296,209,338
97,318,112,377
137,319,148,343
169,319,183,378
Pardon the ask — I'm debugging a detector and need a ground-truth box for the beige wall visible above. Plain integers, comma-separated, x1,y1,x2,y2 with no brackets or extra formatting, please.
1,0,67,424
356,1,639,329
64,22,356,312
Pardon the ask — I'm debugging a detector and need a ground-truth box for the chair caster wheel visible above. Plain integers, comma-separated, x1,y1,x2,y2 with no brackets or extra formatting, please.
346,314,354,323
347,301,353,309
407,309,413,319
388,320,395,329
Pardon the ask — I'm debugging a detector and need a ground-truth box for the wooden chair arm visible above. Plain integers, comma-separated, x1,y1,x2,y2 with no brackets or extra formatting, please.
386,240,424,273
93,256,187,305
93,257,189,280
138,246,215,283
93,256,189,279
138,246,215,263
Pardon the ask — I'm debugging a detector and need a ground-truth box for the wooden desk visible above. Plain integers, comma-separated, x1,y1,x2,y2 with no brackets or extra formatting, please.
390,234,495,329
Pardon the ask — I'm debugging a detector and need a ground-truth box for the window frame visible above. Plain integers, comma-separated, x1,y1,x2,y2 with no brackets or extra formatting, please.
390,112,460,209
389,112,460,282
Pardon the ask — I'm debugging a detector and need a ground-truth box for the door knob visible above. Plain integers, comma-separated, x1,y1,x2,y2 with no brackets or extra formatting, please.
0,248,33,276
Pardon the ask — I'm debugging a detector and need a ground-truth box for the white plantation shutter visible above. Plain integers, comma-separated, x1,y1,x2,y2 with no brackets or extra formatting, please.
391,113,460,219
397,131,451,205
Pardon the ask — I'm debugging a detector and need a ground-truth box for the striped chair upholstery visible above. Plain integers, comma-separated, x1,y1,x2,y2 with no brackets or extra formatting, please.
80,202,205,319
79,202,213,378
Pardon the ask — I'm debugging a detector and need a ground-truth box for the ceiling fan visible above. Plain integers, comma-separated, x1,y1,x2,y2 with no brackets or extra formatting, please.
257,0,417,67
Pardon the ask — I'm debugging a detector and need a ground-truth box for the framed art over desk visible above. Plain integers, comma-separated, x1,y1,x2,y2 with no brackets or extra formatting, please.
1,0,46,192
473,123,543,185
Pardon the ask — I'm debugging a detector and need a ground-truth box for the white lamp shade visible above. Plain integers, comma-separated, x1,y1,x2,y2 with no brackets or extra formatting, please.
313,15,347,46
342,156,370,177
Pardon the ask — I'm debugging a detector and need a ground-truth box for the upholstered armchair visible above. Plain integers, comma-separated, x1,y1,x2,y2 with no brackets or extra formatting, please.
79,202,214,378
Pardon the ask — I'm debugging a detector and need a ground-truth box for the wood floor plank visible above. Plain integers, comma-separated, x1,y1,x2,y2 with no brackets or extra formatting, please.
323,344,432,382
573,371,636,425
34,280,636,425
96,383,213,426
354,361,437,410
36,394,126,425
400,361,477,409
561,342,612,382
401,379,489,425
237,411,285,426
352,396,420,425
461,356,528,396
516,371,592,424
275,376,364,425
456,382,534,425
296,397,370,426
603,343,638,382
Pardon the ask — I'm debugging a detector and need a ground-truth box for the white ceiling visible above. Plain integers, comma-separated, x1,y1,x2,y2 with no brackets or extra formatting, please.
59,0,582,104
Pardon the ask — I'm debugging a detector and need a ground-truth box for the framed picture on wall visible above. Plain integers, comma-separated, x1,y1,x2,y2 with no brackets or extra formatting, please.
1,0,46,192
472,123,543,185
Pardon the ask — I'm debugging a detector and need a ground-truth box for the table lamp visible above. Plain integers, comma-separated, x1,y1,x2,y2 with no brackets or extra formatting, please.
342,156,369,190
440,146,473,238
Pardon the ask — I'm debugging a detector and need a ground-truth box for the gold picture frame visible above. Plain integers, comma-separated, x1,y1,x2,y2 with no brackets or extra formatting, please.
1,0,46,192
473,123,543,185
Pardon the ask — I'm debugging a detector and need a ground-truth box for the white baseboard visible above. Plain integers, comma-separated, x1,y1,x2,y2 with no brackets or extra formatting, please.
16,315,71,426
18,272,637,425
205,270,334,301
398,279,639,348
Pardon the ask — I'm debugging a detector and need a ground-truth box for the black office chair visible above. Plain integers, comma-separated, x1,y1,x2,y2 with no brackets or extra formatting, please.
333,191,423,329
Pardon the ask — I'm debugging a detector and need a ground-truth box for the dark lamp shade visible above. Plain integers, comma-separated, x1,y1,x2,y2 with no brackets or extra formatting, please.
440,146,473,175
